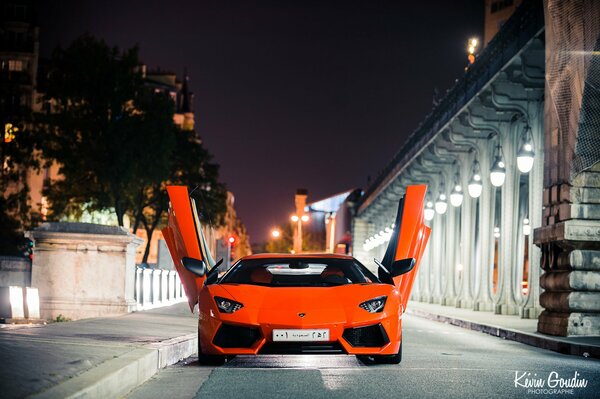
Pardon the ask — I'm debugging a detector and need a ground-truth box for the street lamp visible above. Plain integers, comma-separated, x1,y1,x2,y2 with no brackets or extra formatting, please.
291,212,310,253
449,172,463,207
467,160,483,198
517,124,535,173
271,229,281,238
490,144,506,187
424,201,435,221
522,218,531,236
435,193,448,215
467,37,478,64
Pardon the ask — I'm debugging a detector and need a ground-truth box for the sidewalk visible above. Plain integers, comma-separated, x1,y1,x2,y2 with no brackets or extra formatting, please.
407,301,600,359
0,302,197,399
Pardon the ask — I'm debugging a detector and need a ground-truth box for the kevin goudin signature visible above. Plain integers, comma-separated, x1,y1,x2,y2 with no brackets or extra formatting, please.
514,371,588,395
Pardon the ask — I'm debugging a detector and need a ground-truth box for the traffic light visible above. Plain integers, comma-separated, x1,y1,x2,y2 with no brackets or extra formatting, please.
24,239,34,261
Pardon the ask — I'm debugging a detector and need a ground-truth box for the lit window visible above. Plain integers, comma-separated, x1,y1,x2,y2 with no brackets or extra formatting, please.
8,60,23,71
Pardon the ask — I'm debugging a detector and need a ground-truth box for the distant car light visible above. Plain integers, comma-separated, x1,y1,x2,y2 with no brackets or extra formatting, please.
359,296,387,313
214,296,243,313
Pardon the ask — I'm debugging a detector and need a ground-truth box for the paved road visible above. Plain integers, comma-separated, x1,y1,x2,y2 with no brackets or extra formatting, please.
126,314,600,399
0,303,196,399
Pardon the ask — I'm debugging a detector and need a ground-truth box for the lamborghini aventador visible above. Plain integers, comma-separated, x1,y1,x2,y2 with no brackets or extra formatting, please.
162,185,430,365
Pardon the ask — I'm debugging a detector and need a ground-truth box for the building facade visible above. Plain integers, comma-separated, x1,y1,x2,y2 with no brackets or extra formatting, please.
352,0,600,337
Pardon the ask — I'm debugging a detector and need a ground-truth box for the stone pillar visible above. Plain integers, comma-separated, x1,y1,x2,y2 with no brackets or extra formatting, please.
27,223,143,320
535,0,600,336
142,268,152,308
535,168,600,336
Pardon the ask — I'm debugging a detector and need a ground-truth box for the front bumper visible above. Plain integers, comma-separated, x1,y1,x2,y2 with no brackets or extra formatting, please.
199,312,401,356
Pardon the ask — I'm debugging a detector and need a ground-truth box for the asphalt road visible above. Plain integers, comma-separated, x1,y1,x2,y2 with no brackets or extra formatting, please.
125,314,600,399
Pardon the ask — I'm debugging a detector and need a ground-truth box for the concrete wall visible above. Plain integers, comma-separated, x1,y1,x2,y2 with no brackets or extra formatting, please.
0,257,31,287
26,223,143,321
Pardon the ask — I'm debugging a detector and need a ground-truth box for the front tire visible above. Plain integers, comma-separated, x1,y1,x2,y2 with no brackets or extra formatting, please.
198,336,226,365
372,341,402,364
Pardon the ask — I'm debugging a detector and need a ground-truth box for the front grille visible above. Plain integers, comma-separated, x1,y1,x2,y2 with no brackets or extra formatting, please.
212,323,261,348
260,342,346,354
342,324,390,347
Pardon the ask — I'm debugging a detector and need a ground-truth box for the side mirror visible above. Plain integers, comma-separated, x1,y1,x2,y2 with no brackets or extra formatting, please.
181,257,207,277
390,258,415,278
205,258,224,285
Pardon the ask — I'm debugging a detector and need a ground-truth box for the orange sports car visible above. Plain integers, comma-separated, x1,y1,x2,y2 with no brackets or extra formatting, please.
162,185,430,365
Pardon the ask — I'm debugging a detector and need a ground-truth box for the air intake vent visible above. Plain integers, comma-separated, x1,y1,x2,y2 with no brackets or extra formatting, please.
260,342,346,354
342,324,389,347
213,324,261,348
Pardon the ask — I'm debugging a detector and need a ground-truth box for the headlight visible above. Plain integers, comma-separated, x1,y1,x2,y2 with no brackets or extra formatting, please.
214,296,243,313
359,296,387,313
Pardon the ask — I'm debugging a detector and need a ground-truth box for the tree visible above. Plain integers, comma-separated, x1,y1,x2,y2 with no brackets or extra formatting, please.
38,34,228,263
0,58,38,255
38,34,146,226
265,222,294,253
131,126,227,264
265,220,325,254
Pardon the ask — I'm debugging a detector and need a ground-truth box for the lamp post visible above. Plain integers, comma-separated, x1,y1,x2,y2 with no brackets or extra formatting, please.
292,189,309,254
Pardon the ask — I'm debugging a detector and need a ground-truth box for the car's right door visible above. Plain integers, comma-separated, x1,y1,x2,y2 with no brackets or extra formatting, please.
381,184,431,311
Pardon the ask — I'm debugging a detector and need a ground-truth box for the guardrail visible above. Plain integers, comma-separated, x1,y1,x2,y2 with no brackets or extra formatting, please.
134,267,186,310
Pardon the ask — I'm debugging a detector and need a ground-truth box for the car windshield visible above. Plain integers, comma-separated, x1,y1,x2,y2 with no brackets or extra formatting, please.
219,257,379,287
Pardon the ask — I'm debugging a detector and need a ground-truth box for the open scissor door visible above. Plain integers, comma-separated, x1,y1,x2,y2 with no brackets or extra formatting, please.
162,185,217,312
380,185,431,311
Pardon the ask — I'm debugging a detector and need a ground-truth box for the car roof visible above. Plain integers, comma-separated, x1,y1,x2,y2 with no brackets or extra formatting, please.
239,253,355,261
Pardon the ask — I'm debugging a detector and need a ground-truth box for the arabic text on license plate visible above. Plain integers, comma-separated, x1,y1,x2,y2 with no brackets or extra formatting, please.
272,329,330,342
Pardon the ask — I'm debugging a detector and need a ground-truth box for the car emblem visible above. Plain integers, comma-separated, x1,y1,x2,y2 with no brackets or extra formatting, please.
298,313,306,318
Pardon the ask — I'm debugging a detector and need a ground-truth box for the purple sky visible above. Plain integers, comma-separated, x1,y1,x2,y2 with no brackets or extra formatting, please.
38,0,483,244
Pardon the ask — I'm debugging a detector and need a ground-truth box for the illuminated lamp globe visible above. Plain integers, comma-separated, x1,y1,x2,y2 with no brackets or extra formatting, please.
467,174,483,198
450,184,463,207
435,194,448,214
517,142,535,173
490,156,506,187
523,218,531,236
424,201,435,221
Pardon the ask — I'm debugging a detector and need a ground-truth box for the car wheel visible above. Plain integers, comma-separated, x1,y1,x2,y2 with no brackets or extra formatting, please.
372,342,402,364
198,337,226,365
355,355,373,364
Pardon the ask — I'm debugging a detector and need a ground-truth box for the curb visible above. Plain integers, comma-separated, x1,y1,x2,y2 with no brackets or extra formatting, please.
29,333,197,399
407,308,600,360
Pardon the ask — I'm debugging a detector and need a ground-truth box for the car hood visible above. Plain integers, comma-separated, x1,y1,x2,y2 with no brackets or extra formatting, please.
211,283,396,326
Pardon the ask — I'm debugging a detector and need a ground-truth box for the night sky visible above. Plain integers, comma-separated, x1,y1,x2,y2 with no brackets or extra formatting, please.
38,0,483,244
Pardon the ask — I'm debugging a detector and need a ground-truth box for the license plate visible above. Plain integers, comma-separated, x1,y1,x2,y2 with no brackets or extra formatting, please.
272,329,330,342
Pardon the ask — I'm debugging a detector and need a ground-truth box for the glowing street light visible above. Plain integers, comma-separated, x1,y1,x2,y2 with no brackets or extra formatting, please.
435,193,448,215
517,125,535,173
271,229,281,238
301,214,309,222
522,218,531,236
291,215,299,222
424,201,435,221
467,37,478,64
467,160,483,198
490,145,506,187
450,184,464,207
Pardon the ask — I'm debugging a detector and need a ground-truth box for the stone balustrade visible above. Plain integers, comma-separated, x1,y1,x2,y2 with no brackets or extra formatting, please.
134,267,186,310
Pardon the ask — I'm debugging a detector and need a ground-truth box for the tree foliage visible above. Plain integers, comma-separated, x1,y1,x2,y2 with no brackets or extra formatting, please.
38,34,227,261
265,221,325,254
0,59,38,255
